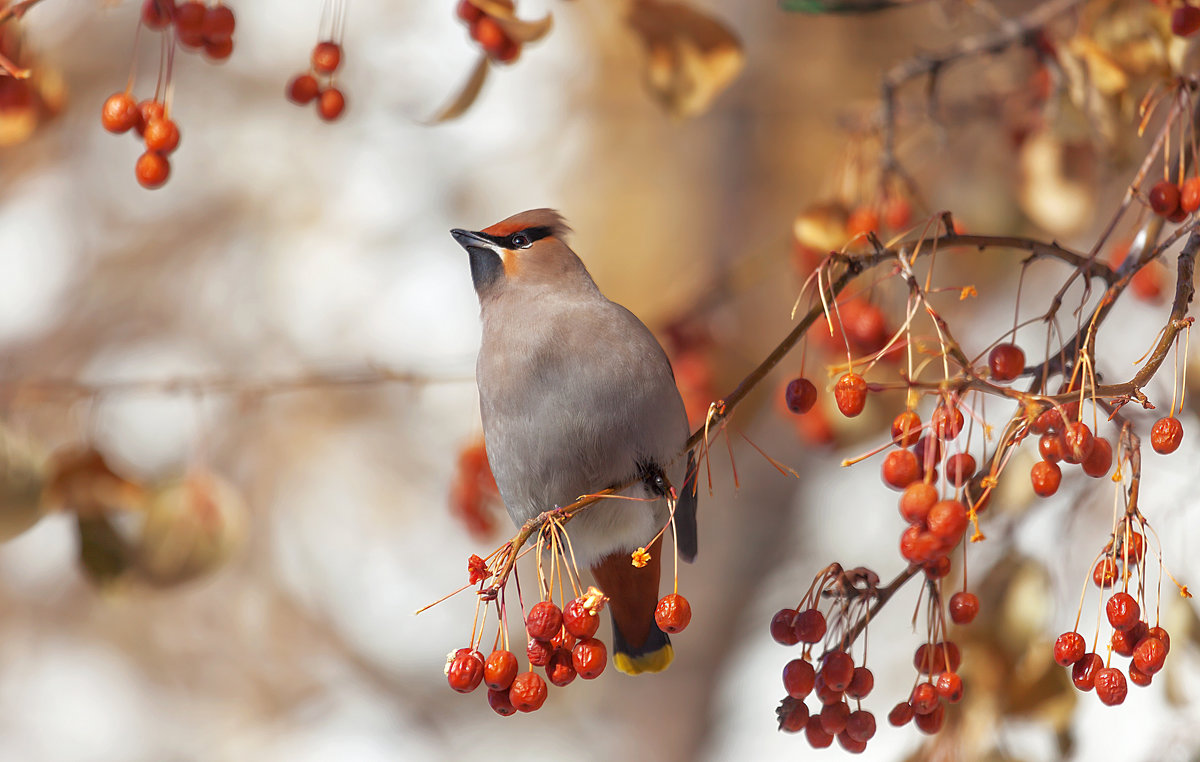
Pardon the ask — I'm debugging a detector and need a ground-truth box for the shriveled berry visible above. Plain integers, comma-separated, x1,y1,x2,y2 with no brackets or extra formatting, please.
1093,557,1119,588
887,701,913,726
545,648,576,686
445,649,483,693
1111,627,1139,658
1132,636,1167,675
526,601,563,640
101,92,139,133
783,658,816,699
909,682,938,715
927,499,968,544
484,649,518,691
899,526,941,564
946,453,976,487
914,641,961,674
1060,421,1094,464
312,41,342,73
1072,652,1102,691
777,697,809,732
550,627,575,652
201,5,235,42
655,593,691,633
1082,437,1113,477
1151,416,1184,454
317,87,346,121
913,702,945,734
526,637,551,667
1054,631,1086,666
845,709,876,743
1183,177,1200,212
785,377,817,414
509,671,548,712
1128,662,1153,687
899,482,937,525
821,650,855,692
487,687,516,716
770,608,800,645
1094,667,1127,706
572,637,607,679
287,74,320,105
1030,460,1061,497
819,701,850,735
1106,592,1140,632
1118,530,1145,564
948,591,979,625
1174,4,1200,37
1149,180,1181,217
931,403,965,440
1039,432,1063,463
882,449,919,490
794,608,827,643
845,666,874,700
135,151,170,189
935,671,963,703
924,555,952,579
143,116,180,154
563,597,600,639
892,410,922,447
1149,626,1171,654
837,730,867,753
989,343,1025,381
805,715,834,749
833,373,868,417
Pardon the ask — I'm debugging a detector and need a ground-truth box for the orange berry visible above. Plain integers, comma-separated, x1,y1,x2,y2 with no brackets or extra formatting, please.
135,151,170,189
899,481,937,525
483,649,518,691
201,4,235,42
833,372,867,417
445,648,483,693
1183,177,1200,212
143,116,180,154
571,637,606,679
287,73,320,105
654,593,691,633
203,36,233,61
471,15,506,49
891,410,921,447
948,591,978,624
135,99,165,136
883,196,912,229
1150,416,1183,454
1030,460,1061,497
101,92,139,133
1149,180,1180,217
881,449,919,490
508,671,547,712
174,0,206,47
312,40,342,73
846,206,879,238
317,87,346,121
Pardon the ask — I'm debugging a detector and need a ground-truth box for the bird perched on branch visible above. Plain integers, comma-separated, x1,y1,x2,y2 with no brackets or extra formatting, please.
451,209,698,675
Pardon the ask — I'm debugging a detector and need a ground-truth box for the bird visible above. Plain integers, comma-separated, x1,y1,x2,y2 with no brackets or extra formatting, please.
451,209,698,675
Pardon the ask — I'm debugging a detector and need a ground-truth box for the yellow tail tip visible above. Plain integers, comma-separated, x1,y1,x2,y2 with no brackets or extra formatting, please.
613,643,674,675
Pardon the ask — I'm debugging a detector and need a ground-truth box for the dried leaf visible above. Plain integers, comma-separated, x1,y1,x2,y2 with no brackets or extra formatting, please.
428,55,490,124
627,0,744,118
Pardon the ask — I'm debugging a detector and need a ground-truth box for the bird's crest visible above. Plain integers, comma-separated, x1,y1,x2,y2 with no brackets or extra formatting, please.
481,208,572,242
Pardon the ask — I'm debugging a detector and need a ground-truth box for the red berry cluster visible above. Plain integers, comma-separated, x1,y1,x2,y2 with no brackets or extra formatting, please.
1056,598,1170,705
287,41,346,121
1026,392,1113,498
456,0,522,64
141,0,236,62
845,195,915,239
1147,177,1200,222
100,93,180,189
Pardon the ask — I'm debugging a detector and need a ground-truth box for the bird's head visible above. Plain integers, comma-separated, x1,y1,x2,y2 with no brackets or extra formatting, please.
451,209,593,300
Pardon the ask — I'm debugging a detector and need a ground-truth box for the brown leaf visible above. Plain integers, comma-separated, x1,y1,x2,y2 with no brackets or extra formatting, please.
627,0,744,118
428,55,490,124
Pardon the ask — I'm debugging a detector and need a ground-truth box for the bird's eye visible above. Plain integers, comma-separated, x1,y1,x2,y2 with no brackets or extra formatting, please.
510,233,531,249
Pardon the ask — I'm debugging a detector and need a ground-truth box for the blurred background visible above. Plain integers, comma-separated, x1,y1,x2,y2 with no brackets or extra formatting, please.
2,0,1200,759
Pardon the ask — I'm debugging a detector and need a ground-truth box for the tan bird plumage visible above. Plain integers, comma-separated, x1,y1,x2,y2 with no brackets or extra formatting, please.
451,209,698,674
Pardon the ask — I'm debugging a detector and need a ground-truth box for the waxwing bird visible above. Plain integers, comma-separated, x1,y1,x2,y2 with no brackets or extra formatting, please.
451,209,698,675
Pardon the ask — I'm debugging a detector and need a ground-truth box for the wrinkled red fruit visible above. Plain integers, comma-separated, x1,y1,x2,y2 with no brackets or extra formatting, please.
545,648,576,687
446,649,483,693
935,671,963,703
563,597,600,639
777,697,809,733
785,377,818,414
1106,592,1140,632
1149,180,1181,217
509,671,548,712
484,649,518,691
1054,631,1086,666
948,591,979,625
833,373,868,417
572,638,607,679
1030,460,1061,497
1072,652,1103,691
1151,416,1184,454
526,601,563,640
989,343,1025,381
1132,636,1167,675
101,92,139,133
655,593,691,633
892,410,921,447
526,637,551,667
1093,557,1119,588
1094,667,1128,706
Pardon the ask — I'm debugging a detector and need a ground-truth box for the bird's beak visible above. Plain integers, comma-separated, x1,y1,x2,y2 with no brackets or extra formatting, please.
452,228,506,294
450,229,493,250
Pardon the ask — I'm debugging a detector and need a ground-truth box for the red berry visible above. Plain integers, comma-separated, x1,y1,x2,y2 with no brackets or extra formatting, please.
143,116,180,154
1183,177,1200,212
1151,416,1184,454
1173,5,1200,37
318,88,347,121
892,410,922,447
456,0,484,23
785,377,817,414
882,449,920,490
913,702,945,734
1060,421,1094,464
526,638,551,667
174,1,205,47
1106,592,1140,632
1149,180,1181,217
1149,626,1171,654
846,205,879,238
141,0,175,29
909,682,938,715
884,196,912,229
509,671,548,712
1132,636,1167,675
935,671,963,703
837,730,867,754
287,74,320,105
812,671,842,705
899,482,937,525
783,658,816,699
927,499,968,544
804,715,834,748
914,435,942,472
1094,667,1128,706
793,608,827,643
819,700,850,735
1118,530,1145,564
470,15,507,51
1072,652,1103,691
526,601,563,640
1093,557,1119,588
887,701,913,726
445,649,483,693
899,526,942,564
820,650,855,692
931,403,965,440
312,41,343,73
914,641,960,674
203,36,233,61
924,555,952,580
1082,437,1113,477
1030,460,1061,497
1128,662,1153,687
989,343,1025,381
654,593,691,633
1111,626,1138,658
135,152,170,189
948,591,979,625
1039,432,1063,463
845,709,876,743
101,92,139,133
845,666,874,700
136,99,165,136
777,697,809,733
201,5,235,42
572,637,607,679
770,608,800,645
946,453,976,487
487,687,516,716
484,649,518,691
563,597,600,639
833,373,867,417
550,627,575,652
545,648,576,686
1054,631,1086,666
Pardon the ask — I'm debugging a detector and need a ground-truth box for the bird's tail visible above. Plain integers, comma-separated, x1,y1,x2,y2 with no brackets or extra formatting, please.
590,535,674,675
